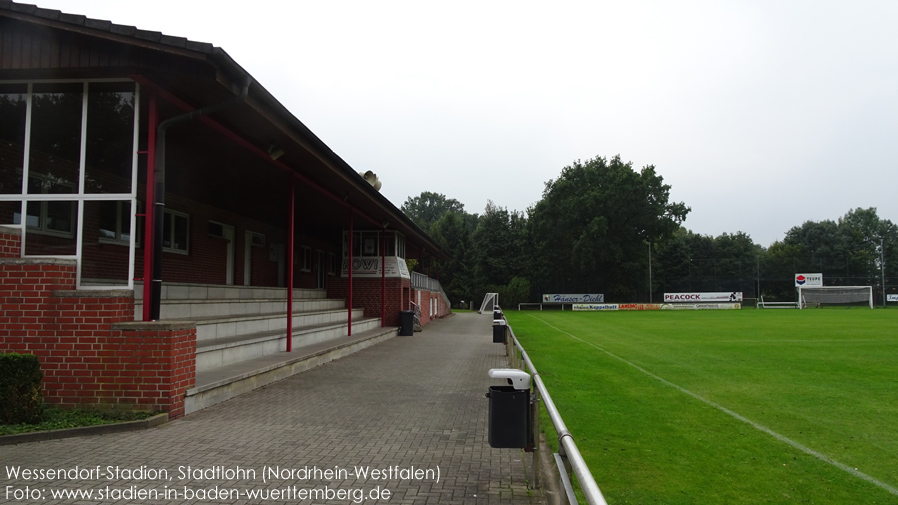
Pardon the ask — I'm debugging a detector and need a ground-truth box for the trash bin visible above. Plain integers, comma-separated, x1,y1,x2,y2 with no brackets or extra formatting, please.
486,369,532,449
493,319,507,343
399,310,415,336
493,308,503,319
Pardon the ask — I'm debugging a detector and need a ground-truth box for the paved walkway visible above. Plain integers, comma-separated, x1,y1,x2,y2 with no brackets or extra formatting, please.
1,313,544,505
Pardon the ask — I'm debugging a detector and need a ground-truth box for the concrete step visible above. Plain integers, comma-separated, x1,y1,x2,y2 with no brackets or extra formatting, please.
185,325,399,415
188,307,365,343
195,316,382,371
134,282,325,301
135,297,346,320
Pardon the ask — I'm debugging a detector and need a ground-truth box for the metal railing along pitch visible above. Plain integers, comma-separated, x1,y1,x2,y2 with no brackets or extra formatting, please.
505,322,609,505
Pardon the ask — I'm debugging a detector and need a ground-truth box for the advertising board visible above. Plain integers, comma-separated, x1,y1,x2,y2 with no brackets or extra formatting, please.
661,303,741,310
341,256,410,279
543,294,604,303
573,303,617,311
663,292,743,303
795,273,823,287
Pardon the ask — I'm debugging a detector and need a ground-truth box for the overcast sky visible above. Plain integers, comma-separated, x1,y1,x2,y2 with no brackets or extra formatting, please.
30,0,898,247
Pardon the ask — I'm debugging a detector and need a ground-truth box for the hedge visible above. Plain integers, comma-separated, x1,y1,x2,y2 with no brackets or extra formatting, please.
0,353,43,424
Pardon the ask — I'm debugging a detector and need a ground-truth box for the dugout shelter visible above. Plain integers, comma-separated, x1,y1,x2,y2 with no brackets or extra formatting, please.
0,1,450,417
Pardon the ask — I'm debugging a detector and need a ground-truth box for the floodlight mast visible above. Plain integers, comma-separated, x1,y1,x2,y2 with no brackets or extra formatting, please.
882,238,886,308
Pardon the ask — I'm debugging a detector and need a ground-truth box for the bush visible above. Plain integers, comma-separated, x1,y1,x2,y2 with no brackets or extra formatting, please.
0,353,43,424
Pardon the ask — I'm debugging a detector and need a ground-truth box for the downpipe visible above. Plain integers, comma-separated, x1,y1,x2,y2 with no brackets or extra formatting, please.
148,76,253,320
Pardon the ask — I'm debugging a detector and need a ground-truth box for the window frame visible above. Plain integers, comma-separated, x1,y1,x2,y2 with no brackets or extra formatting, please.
162,209,189,255
98,200,139,246
22,173,77,239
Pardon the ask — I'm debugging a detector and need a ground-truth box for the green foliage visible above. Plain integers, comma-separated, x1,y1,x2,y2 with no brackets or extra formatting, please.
528,155,689,300
654,229,761,296
0,406,158,436
431,211,474,304
401,191,467,234
0,353,43,424
471,201,528,292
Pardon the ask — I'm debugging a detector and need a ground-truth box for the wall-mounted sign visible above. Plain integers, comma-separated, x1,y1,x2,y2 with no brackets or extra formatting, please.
795,273,823,287
543,294,604,303
341,256,410,279
664,292,743,302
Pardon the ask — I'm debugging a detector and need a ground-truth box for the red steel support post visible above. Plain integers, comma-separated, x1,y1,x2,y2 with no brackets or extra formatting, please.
347,213,353,336
142,93,157,321
381,228,386,326
286,178,295,351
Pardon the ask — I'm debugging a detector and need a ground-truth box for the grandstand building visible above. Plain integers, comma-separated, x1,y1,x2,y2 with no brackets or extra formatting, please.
0,1,450,418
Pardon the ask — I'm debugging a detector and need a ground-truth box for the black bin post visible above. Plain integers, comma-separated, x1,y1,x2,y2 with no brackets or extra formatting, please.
492,319,507,343
486,368,532,449
399,310,415,336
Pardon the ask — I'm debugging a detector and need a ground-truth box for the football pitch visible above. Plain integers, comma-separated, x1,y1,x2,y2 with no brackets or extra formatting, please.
504,309,898,505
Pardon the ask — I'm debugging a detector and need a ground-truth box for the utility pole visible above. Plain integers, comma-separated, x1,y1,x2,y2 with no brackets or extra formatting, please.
881,238,886,308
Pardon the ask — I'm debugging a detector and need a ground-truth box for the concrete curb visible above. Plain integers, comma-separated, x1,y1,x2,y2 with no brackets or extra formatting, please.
0,413,168,446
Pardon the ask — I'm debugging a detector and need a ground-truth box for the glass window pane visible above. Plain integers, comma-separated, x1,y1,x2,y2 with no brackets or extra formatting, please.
98,200,117,240
45,201,75,234
162,212,172,248
0,84,27,195
120,201,131,242
172,213,188,252
25,201,40,228
386,232,396,256
24,202,78,256
85,82,135,193
81,200,129,286
2,201,22,226
29,83,82,194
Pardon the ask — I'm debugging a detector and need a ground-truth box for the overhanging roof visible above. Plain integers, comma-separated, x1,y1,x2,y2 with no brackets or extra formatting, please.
0,0,447,260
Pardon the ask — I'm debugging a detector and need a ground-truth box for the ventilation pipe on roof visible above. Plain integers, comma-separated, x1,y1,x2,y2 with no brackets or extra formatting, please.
148,75,253,320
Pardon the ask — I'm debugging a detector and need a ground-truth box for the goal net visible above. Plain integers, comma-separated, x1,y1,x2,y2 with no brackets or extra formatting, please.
478,293,499,314
798,286,873,309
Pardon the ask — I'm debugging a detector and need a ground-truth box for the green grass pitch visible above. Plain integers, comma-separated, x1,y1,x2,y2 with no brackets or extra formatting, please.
504,309,898,505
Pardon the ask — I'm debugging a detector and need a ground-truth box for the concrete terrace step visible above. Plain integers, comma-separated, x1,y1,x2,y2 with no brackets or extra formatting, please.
185,325,400,415
136,297,347,320
195,316,383,371
133,282,326,301
180,306,366,343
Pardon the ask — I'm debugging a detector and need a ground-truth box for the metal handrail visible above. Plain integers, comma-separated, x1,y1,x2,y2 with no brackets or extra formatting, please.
507,324,609,505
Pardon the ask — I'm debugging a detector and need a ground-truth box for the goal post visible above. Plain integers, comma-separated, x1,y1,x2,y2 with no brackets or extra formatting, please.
798,286,873,309
478,293,499,314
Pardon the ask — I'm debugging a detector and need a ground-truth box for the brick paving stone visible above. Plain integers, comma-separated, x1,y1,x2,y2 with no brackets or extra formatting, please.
0,313,543,505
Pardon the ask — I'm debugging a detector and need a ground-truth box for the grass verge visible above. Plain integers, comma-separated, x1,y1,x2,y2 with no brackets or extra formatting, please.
0,406,159,436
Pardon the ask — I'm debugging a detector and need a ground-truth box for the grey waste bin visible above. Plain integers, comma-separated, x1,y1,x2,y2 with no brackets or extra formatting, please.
492,319,507,343
486,369,532,449
399,310,415,336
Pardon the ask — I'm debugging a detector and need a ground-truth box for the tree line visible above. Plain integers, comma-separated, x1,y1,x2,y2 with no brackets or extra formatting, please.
402,155,898,308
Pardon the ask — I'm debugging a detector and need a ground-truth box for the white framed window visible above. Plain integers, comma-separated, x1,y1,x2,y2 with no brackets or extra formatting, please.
248,231,265,247
20,174,76,238
98,200,137,246
162,209,189,254
328,252,337,275
300,245,312,272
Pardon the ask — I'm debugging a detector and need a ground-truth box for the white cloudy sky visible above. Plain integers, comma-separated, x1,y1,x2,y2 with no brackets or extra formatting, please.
31,0,898,247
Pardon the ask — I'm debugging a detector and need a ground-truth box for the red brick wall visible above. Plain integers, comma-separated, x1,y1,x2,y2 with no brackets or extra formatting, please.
328,277,409,327
328,277,450,327
0,226,21,257
415,290,451,325
0,251,196,418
